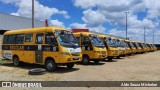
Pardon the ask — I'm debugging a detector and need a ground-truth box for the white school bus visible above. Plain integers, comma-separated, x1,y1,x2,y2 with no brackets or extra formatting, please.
1,27,82,72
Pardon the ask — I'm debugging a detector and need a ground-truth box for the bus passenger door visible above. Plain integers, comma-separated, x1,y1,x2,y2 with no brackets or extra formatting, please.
44,32,59,63
23,34,34,63
81,36,93,54
35,33,44,63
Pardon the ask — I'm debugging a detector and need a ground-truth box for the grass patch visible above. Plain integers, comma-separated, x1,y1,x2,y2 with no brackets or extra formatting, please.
0,58,12,64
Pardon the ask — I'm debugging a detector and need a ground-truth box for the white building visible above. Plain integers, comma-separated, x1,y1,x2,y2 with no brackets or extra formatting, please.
0,12,45,32
0,13,45,52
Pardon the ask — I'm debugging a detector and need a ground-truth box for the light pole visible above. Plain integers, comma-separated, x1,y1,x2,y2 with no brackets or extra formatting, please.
153,30,154,44
144,26,146,43
32,0,34,28
125,12,129,40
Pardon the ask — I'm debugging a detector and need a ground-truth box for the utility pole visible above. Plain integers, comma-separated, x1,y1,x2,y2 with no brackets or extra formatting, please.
32,0,34,28
144,26,146,43
125,12,129,40
153,30,154,44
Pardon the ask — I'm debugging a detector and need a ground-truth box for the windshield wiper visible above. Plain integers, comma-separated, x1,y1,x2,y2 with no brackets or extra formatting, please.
60,35,77,48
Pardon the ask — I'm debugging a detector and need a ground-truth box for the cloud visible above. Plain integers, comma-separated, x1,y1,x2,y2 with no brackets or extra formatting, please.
69,23,87,28
11,12,19,16
69,22,106,33
73,0,143,11
73,0,160,43
145,0,160,19
0,0,70,20
73,0,160,27
82,9,106,27
50,19,65,27
0,0,20,4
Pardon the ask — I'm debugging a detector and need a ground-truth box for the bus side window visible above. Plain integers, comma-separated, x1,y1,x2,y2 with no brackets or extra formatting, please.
3,35,8,44
8,35,16,44
82,37,90,45
25,34,33,42
15,34,24,44
36,33,44,44
76,37,80,45
45,32,57,45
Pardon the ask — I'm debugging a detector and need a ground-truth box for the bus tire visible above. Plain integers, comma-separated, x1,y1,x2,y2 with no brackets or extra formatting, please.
45,59,57,72
108,57,113,61
82,56,90,65
13,56,20,66
66,63,74,69
28,68,46,75
117,56,120,59
94,60,99,64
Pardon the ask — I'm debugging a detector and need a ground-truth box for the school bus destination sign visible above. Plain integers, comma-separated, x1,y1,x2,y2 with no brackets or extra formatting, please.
10,46,24,50
0,81,159,87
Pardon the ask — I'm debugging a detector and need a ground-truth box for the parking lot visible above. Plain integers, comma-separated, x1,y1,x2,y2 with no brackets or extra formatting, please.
0,51,160,90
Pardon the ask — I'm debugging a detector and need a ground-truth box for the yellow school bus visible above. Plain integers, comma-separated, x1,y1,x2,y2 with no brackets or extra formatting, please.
98,34,119,61
2,27,82,72
124,40,137,54
146,43,153,52
143,43,150,52
137,42,147,53
119,39,131,55
152,44,157,51
151,44,156,51
131,41,142,54
147,43,154,52
112,38,126,58
72,29,107,64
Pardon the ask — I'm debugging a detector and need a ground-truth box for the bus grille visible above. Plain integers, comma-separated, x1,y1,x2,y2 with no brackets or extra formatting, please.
114,50,119,56
101,51,106,54
71,52,80,56
123,50,125,54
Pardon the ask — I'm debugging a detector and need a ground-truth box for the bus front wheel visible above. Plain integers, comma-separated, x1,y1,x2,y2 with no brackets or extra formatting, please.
116,56,120,59
45,60,57,72
94,60,99,64
13,56,20,66
82,56,90,65
66,63,74,69
107,57,113,61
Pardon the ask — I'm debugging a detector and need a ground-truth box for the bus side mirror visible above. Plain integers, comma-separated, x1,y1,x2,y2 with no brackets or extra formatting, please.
80,33,83,37
82,37,91,45
51,42,58,46
83,41,91,46
51,38,58,46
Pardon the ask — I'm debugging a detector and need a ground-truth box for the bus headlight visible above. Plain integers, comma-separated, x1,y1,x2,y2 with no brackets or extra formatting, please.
94,51,101,53
60,52,70,55
109,50,114,52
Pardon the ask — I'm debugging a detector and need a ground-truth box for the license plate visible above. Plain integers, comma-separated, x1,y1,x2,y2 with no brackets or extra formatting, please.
74,56,79,60
102,55,106,57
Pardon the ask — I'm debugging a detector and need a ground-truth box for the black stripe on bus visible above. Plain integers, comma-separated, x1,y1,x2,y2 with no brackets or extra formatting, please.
2,45,59,52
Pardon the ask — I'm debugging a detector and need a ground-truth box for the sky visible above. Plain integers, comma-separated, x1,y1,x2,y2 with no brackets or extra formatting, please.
0,0,160,44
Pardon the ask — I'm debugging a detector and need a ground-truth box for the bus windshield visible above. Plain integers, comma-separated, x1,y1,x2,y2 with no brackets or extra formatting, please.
105,38,116,47
135,43,140,47
56,30,79,47
123,41,129,47
130,42,135,48
115,40,123,47
89,34,105,47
